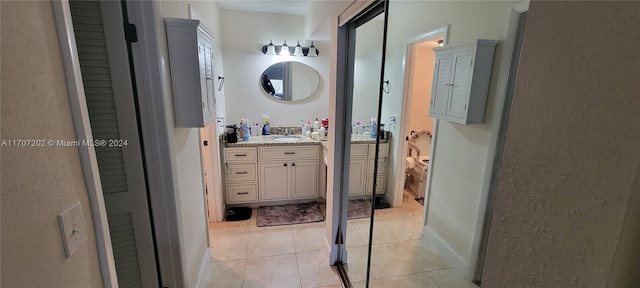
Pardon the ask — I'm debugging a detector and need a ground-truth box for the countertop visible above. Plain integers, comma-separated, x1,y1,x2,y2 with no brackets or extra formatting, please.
222,134,387,148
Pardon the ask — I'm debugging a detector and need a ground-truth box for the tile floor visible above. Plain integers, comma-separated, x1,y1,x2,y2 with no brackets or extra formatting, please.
198,192,477,288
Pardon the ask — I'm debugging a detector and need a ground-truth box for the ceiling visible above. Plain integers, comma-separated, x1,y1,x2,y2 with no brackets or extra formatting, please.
216,0,313,16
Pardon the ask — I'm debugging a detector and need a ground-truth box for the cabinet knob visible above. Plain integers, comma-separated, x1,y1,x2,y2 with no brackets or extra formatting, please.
284,163,288,167
292,163,296,166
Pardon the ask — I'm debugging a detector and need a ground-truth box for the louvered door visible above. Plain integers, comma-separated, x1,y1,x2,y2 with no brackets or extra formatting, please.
430,53,453,116
69,1,159,287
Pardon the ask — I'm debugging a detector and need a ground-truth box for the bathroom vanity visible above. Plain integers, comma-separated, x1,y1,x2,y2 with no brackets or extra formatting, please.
222,134,389,206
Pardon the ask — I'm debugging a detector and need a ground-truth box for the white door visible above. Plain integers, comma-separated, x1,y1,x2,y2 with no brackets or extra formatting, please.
259,162,290,201
430,52,453,116
69,1,158,286
291,160,319,199
448,50,473,118
198,30,215,122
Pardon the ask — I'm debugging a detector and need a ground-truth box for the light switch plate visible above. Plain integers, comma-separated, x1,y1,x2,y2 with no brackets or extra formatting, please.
58,202,87,258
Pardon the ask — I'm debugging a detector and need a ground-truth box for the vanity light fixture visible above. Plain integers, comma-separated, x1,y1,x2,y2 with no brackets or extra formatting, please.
437,39,444,47
261,41,319,57
294,41,303,56
280,40,290,56
266,40,276,55
307,42,317,57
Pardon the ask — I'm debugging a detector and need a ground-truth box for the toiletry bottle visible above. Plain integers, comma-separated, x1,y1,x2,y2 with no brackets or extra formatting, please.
262,115,270,135
319,126,326,140
301,120,307,135
370,118,377,139
313,118,320,132
305,120,311,136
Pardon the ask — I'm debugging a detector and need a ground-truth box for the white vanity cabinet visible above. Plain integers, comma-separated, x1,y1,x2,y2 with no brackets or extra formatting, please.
348,144,368,196
429,39,497,125
366,143,388,195
258,146,319,202
349,143,388,196
223,147,258,204
165,18,216,127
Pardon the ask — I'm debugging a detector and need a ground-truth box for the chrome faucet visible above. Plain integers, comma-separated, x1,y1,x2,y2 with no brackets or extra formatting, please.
283,128,290,136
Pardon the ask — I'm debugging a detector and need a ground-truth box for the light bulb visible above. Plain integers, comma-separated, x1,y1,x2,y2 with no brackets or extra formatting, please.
307,41,317,57
280,41,290,56
294,41,303,56
266,40,276,55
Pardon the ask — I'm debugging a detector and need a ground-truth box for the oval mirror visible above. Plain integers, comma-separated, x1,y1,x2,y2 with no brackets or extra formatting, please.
260,61,320,101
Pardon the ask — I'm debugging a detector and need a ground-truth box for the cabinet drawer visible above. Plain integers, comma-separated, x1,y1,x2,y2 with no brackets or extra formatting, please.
368,143,388,158
225,163,257,182
367,157,387,176
225,147,257,162
258,146,319,161
226,183,258,203
351,144,368,158
366,176,386,195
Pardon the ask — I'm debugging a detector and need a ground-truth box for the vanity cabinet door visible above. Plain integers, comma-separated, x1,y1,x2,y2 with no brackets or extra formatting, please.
348,158,367,196
259,162,290,201
291,160,319,199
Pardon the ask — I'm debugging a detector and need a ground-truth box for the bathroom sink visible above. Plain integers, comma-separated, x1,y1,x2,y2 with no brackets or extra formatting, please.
273,136,302,142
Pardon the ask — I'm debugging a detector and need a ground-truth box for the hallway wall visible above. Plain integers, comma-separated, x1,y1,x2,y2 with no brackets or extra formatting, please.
483,1,640,286
1,1,102,286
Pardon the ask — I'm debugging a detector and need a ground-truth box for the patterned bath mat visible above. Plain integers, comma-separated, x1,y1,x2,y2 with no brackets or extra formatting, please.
256,202,325,227
348,199,371,220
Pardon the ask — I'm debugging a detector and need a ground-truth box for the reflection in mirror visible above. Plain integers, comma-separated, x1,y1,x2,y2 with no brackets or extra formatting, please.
346,12,386,284
260,61,320,101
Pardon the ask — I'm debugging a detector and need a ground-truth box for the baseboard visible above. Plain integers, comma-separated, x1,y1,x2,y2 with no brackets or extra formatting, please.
423,225,471,278
195,247,212,287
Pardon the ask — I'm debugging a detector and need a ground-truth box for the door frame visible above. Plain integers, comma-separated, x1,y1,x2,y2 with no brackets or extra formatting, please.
51,1,118,286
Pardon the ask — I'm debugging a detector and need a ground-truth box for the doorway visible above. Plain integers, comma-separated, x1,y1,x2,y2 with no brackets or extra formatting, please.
393,27,448,211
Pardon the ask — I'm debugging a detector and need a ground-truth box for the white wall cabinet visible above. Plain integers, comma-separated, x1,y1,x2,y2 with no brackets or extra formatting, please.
429,39,497,125
165,18,216,127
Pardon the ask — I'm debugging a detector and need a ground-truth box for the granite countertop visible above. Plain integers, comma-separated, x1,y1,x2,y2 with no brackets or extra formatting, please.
223,134,387,148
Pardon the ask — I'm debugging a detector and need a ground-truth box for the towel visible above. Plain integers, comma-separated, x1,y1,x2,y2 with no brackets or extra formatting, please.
405,157,415,169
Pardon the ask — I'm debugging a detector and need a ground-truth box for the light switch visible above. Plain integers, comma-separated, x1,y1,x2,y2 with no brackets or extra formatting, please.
58,202,87,258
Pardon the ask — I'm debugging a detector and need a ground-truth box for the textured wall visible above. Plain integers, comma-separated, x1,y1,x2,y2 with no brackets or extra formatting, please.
483,1,640,286
1,1,102,287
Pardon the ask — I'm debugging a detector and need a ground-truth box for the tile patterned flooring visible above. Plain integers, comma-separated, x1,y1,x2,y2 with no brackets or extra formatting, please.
198,193,477,288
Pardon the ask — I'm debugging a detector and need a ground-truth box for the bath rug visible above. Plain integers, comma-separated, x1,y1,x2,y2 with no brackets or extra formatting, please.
257,202,324,227
348,199,372,219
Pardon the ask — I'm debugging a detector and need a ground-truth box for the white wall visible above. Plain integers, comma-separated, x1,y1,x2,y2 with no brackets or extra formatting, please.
221,10,330,127
352,18,384,127
381,0,517,264
156,1,225,286
1,1,102,286
483,1,640,286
